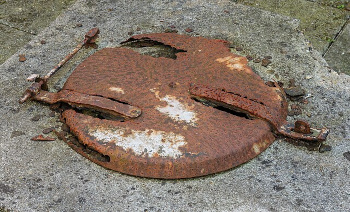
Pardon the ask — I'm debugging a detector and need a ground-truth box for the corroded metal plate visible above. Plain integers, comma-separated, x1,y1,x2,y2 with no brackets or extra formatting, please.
60,33,287,179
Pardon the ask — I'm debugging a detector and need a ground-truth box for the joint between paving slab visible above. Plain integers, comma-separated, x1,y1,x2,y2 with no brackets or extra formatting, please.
322,18,350,57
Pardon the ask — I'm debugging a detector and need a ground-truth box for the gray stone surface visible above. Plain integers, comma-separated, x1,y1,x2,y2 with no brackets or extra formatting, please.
234,0,350,75
324,21,350,75
0,0,75,64
235,0,349,53
1,0,349,211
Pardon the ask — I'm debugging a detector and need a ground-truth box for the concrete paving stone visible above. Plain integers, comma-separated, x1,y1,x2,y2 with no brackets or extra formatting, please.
0,0,76,64
0,0,75,33
324,21,350,75
235,0,349,53
1,0,350,211
0,24,30,64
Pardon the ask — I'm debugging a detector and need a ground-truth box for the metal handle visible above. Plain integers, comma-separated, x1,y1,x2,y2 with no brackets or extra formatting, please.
19,28,100,104
33,90,141,119
189,83,329,142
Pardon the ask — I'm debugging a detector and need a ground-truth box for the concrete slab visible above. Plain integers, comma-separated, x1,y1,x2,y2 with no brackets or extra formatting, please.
1,0,349,211
0,0,75,64
324,21,350,75
235,0,349,53
0,24,30,65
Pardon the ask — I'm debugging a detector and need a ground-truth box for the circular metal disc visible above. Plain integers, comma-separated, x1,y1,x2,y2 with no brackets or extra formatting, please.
61,33,286,179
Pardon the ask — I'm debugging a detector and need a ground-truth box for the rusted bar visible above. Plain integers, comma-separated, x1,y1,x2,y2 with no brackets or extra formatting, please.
19,28,100,104
42,42,84,81
31,135,56,141
189,83,330,142
33,90,141,119
43,28,99,80
278,122,330,142
189,83,285,131
19,80,46,104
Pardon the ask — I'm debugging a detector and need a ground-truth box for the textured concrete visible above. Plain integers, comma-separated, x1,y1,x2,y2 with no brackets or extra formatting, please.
235,0,350,75
235,0,349,53
1,0,350,211
324,21,350,75
0,0,75,64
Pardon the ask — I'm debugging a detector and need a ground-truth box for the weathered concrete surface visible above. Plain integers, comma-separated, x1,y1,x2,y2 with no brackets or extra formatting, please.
0,0,75,64
1,0,350,211
324,21,350,75
235,0,350,74
235,0,349,53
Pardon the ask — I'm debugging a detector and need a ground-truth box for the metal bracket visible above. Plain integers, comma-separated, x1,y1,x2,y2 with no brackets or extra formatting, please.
19,28,100,104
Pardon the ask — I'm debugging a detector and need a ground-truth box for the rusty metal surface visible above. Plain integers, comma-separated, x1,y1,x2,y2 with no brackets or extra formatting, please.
294,120,311,134
63,110,275,179
19,28,99,104
54,33,286,178
22,32,331,178
188,83,330,142
189,83,287,131
33,90,141,119
278,122,329,142
31,135,56,141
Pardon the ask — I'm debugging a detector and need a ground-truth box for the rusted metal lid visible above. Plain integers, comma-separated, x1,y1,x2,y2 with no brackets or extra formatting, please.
40,33,288,179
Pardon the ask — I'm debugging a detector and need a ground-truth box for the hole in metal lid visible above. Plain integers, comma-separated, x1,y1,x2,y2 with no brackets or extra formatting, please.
121,38,187,59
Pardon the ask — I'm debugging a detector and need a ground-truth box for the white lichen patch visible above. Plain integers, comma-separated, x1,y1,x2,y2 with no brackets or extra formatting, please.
109,87,125,94
216,56,252,74
89,127,187,158
151,89,198,126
